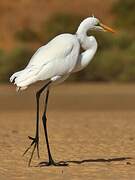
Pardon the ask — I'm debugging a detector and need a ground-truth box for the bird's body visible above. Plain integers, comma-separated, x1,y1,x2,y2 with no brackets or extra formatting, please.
10,18,100,90
10,33,80,89
10,17,115,166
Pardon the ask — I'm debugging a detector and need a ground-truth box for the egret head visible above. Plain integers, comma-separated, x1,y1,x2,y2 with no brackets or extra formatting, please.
76,16,116,38
87,17,116,33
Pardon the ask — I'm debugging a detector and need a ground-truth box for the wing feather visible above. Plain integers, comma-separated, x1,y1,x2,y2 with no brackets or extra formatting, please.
10,34,80,88
27,34,76,68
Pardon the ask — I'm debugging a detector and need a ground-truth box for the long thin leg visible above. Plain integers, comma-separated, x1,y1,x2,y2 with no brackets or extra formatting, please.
23,80,52,166
39,88,68,166
42,88,54,164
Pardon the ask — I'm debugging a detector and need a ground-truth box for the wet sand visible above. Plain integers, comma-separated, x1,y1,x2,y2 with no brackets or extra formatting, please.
0,83,135,179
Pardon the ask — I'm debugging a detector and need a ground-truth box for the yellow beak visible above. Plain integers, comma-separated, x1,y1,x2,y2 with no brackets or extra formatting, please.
100,23,116,33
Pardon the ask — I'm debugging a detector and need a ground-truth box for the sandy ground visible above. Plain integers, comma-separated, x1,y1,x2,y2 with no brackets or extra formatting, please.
0,83,135,180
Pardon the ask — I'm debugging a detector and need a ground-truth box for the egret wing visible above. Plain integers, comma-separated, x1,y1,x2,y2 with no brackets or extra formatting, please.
27,34,76,68
11,34,80,87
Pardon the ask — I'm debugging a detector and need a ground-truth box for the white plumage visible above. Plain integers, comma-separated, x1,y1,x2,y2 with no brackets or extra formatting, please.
10,17,115,90
10,17,115,166
10,34,80,89
10,17,104,90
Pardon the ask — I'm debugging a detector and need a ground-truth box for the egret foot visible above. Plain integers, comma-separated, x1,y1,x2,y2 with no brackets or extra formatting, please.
38,160,68,167
23,135,40,166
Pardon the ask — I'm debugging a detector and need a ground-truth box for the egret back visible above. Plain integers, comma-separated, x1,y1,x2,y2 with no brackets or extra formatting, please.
10,33,80,89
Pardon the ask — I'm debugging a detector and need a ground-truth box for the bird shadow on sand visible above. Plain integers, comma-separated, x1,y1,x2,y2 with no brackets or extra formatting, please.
36,157,132,167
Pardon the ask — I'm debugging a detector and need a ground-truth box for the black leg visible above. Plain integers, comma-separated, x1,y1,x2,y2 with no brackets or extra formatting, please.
42,88,54,164
39,88,68,167
23,81,52,166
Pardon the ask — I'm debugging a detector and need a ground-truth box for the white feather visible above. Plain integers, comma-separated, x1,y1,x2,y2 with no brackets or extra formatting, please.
11,34,80,88
10,17,102,90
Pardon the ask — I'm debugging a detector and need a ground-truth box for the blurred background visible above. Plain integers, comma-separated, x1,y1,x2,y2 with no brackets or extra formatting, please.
1,1,135,178
0,0,134,83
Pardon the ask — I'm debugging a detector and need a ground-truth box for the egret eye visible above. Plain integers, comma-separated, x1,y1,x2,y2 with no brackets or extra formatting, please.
96,22,100,26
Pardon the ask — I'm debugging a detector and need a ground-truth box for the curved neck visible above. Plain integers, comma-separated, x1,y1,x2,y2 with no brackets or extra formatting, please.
76,19,93,47
74,19,98,73
73,42,97,73
76,19,92,36
76,20,94,50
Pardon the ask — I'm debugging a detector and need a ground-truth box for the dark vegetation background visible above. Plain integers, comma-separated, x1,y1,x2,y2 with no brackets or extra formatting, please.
0,0,134,82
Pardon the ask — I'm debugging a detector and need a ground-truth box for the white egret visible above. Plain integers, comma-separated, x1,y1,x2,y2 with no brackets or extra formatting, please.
10,16,115,166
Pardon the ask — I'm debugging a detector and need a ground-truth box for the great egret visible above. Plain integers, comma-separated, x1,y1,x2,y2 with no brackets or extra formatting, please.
10,16,115,166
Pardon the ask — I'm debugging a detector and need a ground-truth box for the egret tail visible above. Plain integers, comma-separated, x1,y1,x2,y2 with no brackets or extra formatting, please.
10,67,40,90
